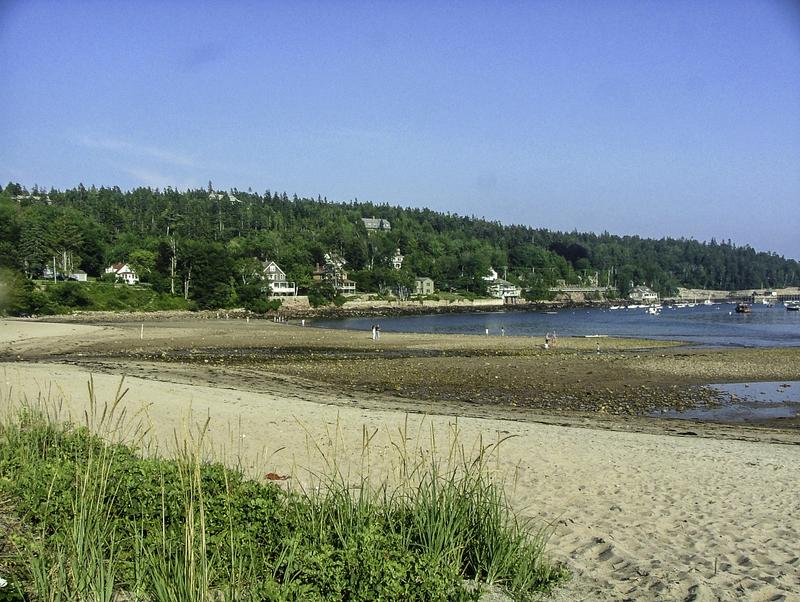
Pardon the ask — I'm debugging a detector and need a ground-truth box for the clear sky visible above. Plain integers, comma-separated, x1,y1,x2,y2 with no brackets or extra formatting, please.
2,0,799,259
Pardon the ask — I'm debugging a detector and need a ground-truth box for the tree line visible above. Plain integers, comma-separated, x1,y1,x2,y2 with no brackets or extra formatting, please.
1,181,798,314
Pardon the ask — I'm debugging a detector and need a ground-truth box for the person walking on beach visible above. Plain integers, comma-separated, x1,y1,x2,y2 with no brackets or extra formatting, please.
371,324,377,341
375,324,381,340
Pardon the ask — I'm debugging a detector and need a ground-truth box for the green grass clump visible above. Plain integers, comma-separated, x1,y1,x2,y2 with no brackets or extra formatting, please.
0,396,567,601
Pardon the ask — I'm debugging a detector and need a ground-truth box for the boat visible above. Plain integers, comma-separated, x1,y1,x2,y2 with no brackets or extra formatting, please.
735,303,752,313
786,301,800,312
646,306,661,315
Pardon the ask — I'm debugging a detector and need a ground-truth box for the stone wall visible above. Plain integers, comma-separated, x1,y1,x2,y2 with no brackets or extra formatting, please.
274,295,311,310
338,297,504,311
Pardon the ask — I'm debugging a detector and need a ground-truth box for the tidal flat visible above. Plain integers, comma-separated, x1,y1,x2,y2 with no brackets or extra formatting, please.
5,314,800,437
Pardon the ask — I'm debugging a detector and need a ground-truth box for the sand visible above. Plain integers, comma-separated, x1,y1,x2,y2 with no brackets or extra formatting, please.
1,317,799,601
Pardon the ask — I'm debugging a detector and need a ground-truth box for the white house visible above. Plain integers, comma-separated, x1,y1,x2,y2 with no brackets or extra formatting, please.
629,285,659,304
70,270,88,282
105,263,139,285
42,265,60,280
487,279,522,301
481,266,521,300
391,248,404,270
262,261,297,296
414,277,434,295
483,267,499,282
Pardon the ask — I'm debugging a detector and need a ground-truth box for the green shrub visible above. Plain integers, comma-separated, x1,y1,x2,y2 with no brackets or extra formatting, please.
244,297,282,314
308,283,337,307
0,404,567,601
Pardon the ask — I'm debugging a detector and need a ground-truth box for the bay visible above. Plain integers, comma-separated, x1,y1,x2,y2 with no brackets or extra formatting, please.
315,302,800,348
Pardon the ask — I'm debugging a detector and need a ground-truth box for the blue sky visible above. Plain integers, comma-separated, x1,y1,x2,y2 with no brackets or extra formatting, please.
2,0,799,259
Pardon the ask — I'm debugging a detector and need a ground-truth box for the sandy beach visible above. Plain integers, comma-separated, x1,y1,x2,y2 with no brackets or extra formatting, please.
2,317,799,601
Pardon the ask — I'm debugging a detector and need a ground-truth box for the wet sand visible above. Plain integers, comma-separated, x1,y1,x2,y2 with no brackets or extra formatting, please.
2,316,799,600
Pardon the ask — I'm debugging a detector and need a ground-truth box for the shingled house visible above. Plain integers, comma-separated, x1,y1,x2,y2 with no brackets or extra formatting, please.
313,252,356,294
262,261,297,296
361,217,391,232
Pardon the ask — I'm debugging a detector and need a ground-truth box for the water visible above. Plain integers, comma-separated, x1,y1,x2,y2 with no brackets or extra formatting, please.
655,381,800,422
315,303,800,348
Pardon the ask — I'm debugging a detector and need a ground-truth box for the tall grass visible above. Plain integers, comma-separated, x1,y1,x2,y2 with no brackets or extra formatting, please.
0,383,567,601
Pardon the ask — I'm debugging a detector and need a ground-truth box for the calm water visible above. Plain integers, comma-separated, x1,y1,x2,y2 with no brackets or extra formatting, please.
655,381,800,422
315,303,800,348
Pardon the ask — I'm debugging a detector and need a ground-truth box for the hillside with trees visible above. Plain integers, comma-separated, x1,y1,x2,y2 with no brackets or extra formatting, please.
1,181,798,315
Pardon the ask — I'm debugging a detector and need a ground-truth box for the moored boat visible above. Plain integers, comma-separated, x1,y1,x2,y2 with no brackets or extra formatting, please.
735,303,752,313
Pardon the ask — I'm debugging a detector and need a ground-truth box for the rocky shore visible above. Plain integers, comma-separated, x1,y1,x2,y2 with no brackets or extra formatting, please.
32,298,613,323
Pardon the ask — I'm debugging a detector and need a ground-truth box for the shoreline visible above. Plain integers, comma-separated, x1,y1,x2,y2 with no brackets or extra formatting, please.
1,317,798,600
14,299,613,323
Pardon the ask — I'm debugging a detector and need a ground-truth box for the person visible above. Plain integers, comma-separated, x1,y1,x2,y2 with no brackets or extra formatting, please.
501,326,505,337
375,324,381,340
371,324,377,340
596,341,600,354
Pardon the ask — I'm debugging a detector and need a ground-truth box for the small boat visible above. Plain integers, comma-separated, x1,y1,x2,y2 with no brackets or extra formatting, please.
735,303,752,313
786,302,800,312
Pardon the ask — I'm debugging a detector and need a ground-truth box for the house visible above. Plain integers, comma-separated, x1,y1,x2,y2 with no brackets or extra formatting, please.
42,265,61,280
261,261,296,296
480,266,521,301
629,285,659,304
414,277,434,295
361,217,391,232
70,270,88,282
313,252,356,294
105,263,139,285
391,248,404,270
208,183,240,204
483,267,499,282
486,279,522,301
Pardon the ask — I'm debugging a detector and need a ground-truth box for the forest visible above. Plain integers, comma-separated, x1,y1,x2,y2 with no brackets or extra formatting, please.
1,181,798,314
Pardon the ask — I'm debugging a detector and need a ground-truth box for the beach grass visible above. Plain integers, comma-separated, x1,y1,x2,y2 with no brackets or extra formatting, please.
0,384,567,601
